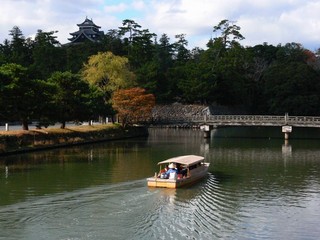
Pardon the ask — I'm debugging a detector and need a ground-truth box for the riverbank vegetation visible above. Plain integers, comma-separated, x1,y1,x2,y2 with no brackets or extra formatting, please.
1,19,320,130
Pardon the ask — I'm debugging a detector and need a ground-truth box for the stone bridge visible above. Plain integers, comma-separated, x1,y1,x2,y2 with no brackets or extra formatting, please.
151,104,320,138
153,114,320,128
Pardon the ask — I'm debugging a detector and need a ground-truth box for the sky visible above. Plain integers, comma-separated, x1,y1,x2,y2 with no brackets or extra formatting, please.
1,0,320,51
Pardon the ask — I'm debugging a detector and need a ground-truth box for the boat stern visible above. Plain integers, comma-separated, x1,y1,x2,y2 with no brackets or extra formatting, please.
147,177,177,188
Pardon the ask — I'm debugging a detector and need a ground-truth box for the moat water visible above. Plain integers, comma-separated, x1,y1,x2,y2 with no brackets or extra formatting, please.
1,127,320,239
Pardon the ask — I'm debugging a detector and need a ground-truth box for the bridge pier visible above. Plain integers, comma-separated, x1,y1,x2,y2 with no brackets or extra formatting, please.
200,125,213,138
282,125,292,140
284,132,289,140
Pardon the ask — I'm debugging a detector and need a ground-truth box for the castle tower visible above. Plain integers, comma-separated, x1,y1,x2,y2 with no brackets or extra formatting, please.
68,17,104,44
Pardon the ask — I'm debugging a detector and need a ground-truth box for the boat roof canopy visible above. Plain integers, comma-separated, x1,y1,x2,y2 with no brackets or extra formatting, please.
158,155,204,167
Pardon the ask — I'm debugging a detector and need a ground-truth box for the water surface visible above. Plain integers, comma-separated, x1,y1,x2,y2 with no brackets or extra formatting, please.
1,128,320,239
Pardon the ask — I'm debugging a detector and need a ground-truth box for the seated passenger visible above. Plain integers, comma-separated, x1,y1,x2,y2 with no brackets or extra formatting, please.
163,163,177,179
180,168,188,177
159,165,168,178
166,163,177,173
160,165,168,173
177,163,187,177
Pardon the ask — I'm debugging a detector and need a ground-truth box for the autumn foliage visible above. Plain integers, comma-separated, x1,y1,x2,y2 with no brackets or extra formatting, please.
112,87,155,127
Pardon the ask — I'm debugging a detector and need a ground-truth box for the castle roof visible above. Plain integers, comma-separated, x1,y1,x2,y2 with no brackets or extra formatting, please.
77,17,101,29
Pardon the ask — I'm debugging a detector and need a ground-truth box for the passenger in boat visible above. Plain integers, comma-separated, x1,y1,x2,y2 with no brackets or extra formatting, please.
160,165,168,173
177,163,187,177
166,163,177,173
164,163,177,179
159,165,169,178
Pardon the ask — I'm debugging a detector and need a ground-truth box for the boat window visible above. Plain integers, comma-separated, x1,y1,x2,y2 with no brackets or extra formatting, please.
189,162,203,170
189,164,197,170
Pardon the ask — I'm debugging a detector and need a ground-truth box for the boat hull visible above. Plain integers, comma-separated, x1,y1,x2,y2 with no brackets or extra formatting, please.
147,163,209,188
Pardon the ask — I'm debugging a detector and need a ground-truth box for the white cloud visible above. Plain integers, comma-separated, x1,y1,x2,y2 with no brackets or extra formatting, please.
235,0,320,49
132,0,146,10
0,0,320,50
142,0,320,50
104,3,128,13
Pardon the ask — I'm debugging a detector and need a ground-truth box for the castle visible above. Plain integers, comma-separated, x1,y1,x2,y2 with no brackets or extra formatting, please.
68,17,104,44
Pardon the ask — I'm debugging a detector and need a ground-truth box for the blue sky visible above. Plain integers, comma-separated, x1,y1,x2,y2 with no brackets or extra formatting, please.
1,0,320,51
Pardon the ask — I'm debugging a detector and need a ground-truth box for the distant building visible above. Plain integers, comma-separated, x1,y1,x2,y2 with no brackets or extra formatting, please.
68,17,104,44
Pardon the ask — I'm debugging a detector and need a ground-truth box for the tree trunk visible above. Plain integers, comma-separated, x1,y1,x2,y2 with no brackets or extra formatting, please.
60,121,66,129
22,120,29,130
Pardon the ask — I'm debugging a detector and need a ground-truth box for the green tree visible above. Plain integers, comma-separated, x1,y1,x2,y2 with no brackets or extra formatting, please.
262,61,320,115
118,19,142,51
119,19,156,68
0,63,52,130
129,29,156,68
47,71,97,128
135,61,159,94
103,29,126,56
157,34,174,70
158,34,191,103
85,85,112,122
173,34,190,64
213,19,245,49
64,40,104,73
177,56,216,103
0,40,11,65
30,30,66,79
245,43,279,113
201,20,250,106
135,34,175,102
118,19,142,61
8,26,33,66
214,45,253,105
275,42,306,63
258,43,320,115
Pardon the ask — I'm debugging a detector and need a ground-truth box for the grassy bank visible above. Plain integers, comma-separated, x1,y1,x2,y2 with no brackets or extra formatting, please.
0,124,148,155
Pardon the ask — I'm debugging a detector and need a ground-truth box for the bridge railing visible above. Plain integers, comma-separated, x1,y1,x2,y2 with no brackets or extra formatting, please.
205,115,284,122
288,116,320,123
151,115,320,127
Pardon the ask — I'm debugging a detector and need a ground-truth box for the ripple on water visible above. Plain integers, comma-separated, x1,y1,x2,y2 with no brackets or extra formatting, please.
1,172,320,240
132,174,245,240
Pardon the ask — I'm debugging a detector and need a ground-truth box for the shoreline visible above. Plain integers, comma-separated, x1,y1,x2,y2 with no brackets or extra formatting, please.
0,124,148,156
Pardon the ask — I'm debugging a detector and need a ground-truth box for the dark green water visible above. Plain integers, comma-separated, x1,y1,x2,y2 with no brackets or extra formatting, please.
1,127,320,239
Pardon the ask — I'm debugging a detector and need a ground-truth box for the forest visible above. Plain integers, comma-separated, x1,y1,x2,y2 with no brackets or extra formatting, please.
1,19,320,129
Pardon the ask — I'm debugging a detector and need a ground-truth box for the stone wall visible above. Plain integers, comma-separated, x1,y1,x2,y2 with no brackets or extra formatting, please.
152,103,209,121
152,103,248,121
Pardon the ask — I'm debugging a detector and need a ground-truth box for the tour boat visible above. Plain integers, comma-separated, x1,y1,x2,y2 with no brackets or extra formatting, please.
147,155,210,188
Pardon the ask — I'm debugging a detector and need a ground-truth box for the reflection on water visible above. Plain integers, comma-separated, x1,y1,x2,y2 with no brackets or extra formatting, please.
1,128,320,239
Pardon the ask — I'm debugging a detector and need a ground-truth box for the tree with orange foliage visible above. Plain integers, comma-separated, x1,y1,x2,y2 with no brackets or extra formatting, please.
303,49,320,70
112,87,155,128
